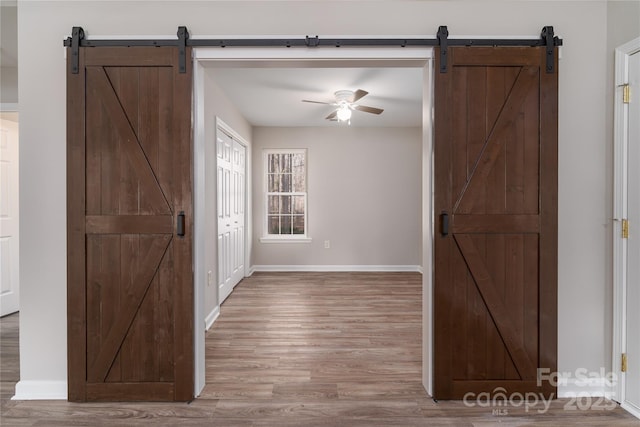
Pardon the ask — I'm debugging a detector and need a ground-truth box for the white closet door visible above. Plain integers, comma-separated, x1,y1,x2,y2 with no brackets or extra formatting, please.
624,49,640,415
230,140,246,287
0,119,19,317
217,129,246,304
217,131,234,304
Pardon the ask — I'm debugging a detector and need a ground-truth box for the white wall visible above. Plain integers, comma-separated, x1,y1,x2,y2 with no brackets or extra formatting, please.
252,126,421,268
17,0,622,397
552,4,609,387
607,1,640,54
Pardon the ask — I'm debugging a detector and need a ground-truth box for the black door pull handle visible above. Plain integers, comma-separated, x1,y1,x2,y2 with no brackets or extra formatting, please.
441,212,449,236
177,211,185,237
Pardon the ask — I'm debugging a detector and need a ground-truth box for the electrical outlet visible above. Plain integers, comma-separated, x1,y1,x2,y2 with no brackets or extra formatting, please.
324,240,330,249
207,270,212,286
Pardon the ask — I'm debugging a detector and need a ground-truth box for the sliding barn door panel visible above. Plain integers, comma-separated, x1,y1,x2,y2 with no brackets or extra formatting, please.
434,47,558,399
68,47,193,402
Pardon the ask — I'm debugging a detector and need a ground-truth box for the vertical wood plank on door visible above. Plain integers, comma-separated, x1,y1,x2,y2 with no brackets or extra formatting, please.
485,66,514,380
157,68,174,208
434,47,453,397
452,67,468,203
171,47,194,401
67,42,87,402
486,234,506,379
538,48,559,385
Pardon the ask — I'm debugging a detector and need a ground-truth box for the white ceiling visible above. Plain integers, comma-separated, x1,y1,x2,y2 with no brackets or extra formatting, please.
207,66,423,128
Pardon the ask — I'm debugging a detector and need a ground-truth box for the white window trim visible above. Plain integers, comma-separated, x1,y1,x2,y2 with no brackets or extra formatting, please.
261,148,311,243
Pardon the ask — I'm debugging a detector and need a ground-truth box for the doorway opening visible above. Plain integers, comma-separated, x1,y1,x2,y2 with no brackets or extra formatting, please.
192,47,435,397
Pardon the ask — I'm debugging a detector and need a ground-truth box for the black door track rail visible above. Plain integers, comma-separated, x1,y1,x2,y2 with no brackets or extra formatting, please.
64,25,562,75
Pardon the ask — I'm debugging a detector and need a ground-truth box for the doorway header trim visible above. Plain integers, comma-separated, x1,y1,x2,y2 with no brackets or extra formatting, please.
64,25,562,75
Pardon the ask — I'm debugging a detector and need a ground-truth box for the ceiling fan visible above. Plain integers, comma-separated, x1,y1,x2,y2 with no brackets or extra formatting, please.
302,89,384,123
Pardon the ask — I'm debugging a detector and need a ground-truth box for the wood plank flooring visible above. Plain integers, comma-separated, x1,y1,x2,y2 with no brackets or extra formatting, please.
1,272,639,426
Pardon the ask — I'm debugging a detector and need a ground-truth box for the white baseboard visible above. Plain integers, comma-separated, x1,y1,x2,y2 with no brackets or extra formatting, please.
558,377,609,398
621,401,640,419
13,380,67,400
204,306,220,331
250,265,422,273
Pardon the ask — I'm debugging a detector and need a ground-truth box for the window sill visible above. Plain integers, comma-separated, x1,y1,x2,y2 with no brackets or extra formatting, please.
260,237,313,244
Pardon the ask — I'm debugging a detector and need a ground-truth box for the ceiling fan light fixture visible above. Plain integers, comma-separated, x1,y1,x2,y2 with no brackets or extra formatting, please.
336,104,352,122
302,88,381,124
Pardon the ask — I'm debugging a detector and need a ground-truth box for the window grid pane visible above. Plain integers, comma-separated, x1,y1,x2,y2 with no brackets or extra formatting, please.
268,174,279,192
268,154,279,173
281,216,292,234
268,195,279,214
281,154,292,173
268,216,280,234
292,196,304,214
293,216,305,234
281,195,291,214
281,173,292,192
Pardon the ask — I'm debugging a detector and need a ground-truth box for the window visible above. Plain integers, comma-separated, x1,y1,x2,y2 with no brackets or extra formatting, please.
262,149,309,241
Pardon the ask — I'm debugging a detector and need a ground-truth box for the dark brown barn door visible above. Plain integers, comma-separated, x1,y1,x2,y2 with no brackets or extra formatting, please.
67,47,193,401
433,47,558,399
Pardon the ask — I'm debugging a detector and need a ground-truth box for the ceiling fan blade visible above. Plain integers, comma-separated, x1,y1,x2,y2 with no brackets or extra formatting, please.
302,100,332,105
325,111,338,120
354,105,384,115
350,89,369,103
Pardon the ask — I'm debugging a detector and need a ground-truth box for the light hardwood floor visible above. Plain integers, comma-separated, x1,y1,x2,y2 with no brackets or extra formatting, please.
1,272,639,426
